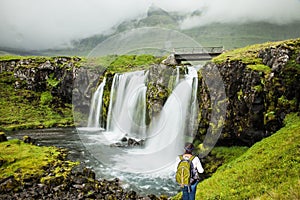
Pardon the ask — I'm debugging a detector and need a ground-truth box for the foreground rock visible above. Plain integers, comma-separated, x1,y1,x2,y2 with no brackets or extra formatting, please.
0,138,167,200
0,168,164,200
110,136,145,148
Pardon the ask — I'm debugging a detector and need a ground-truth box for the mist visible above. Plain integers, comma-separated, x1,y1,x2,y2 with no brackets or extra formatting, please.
0,0,150,50
179,0,300,29
1,0,300,50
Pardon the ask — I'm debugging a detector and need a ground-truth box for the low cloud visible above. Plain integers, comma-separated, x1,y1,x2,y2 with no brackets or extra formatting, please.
180,0,300,29
0,0,149,50
0,0,299,50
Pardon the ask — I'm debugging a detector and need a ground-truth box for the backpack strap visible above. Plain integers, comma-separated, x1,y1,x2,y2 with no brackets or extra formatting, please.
189,155,196,161
179,155,183,161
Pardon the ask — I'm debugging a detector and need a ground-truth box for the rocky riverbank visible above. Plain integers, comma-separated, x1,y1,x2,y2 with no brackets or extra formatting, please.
0,134,167,200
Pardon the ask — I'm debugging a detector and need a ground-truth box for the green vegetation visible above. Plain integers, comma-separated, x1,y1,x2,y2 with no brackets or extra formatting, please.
183,22,300,50
40,91,53,105
247,64,271,73
46,73,60,87
56,16,300,56
0,139,78,183
86,54,163,73
0,60,74,131
0,55,31,61
173,113,300,200
0,82,73,131
201,146,249,177
212,40,283,64
213,38,300,65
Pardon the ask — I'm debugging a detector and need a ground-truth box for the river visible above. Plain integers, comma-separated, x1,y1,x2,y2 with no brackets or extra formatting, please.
7,128,179,197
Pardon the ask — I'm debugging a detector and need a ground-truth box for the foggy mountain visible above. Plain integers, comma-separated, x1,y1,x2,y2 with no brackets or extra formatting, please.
1,0,300,55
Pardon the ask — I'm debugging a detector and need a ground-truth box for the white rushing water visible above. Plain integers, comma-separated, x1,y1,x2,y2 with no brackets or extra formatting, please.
87,78,106,129
106,71,147,140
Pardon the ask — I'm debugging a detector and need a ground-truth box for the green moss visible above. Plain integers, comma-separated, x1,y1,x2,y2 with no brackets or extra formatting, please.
47,73,60,87
253,85,263,93
247,64,271,73
0,139,78,182
40,91,53,105
237,89,243,100
108,54,160,73
0,55,83,69
85,54,163,73
173,113,300,200
0,55,30,61
0,78,74,131
212,38,299,65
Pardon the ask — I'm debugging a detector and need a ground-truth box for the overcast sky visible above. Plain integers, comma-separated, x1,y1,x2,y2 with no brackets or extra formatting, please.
0,0,300,50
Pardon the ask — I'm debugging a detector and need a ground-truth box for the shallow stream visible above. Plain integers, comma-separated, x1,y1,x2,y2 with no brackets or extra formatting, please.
8,128,179,197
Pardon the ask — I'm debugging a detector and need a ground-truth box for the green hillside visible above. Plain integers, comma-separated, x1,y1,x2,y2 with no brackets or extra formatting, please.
69,14,300,55
173,113,300,199
183,22,300,49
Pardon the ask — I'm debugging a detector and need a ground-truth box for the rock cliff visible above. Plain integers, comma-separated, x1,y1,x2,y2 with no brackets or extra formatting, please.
196,38,300,146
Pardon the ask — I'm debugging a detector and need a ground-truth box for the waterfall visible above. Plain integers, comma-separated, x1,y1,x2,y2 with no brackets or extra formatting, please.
87,78,106,128
83,66,199,173
106,71,147,139
145,67,198,153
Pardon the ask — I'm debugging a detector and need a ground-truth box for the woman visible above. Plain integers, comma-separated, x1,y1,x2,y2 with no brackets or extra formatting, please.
175,143,204,200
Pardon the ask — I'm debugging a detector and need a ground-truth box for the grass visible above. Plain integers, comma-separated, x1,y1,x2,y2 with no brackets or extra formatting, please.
173,113,300,200
212,40,283,64
85,54,164,73
201,146,249,177
212,38,300,65
0,139,78,182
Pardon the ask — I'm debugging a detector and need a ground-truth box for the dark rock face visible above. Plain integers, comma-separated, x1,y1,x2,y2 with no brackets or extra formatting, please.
0,132,8,142
146,64,183,121
197,43,300,146
0,57,103,106
0,57,103,127
0,57,79,103
72,67,104,124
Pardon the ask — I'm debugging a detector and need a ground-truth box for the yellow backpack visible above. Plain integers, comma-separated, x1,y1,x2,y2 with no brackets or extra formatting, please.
175,155,196,187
